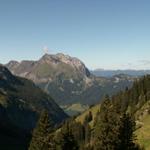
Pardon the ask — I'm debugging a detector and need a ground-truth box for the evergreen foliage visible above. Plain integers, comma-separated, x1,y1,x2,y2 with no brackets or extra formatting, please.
84,111,93,124
57,121,79,150
29,110,54,150
94,95,121,150
93,95,143,150
118,113,138,150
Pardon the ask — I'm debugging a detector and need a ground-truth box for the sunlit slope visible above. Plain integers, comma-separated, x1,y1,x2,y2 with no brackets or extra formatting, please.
76,104,100,126
135,101,150,150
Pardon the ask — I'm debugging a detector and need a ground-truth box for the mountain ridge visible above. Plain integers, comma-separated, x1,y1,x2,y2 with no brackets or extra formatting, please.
0,65,68,129
92,69,150,77
0,65,68,149
6,53,134,109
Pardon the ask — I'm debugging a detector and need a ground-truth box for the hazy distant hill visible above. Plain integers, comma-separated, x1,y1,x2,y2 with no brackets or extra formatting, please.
91,69,150,77
6,53,134,109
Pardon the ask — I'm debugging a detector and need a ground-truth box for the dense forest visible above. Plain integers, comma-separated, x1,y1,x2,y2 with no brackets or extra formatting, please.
28,75,150,150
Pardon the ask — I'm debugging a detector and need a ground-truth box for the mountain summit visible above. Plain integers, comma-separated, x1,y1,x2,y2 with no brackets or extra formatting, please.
39,53,91,77
6,53,91,83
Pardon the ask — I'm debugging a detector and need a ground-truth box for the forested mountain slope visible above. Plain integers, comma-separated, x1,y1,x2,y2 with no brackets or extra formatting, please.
0,65,68,149
76,75,150,149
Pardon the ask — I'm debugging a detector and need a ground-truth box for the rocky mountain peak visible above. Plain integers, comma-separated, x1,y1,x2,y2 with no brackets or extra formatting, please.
40,53,83,66
39,53,91,77
6,60,19,66
6,60,19,69
0,65,16,82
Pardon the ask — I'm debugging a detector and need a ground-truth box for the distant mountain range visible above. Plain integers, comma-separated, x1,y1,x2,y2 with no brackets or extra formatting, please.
91,69,150,77
6,53,134,109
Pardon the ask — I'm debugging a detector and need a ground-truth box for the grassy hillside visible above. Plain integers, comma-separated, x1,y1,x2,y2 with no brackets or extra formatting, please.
76,100,150,149
135,101,150,149
62,103,89,116
136,115,150,149
76,104,100,126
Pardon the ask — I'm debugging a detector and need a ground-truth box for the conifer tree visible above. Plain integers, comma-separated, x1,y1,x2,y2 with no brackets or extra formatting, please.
71,121,85,145
58,122,79,150
84,123,91,145
29,110,54,150
84,111,93,124
94,96,144,150
118,113,142,150
94,95,121,150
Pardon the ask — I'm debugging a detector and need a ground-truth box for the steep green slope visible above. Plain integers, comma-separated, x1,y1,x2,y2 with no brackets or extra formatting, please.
135,101,150,149
76,104,100,126
75,75,150,149
136,115,150,149
0,65,68,149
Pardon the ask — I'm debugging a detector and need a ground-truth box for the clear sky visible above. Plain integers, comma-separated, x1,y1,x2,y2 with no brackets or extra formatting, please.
0,0,150,70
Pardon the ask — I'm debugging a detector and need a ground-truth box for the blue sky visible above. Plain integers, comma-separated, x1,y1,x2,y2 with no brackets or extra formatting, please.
0,0,150,70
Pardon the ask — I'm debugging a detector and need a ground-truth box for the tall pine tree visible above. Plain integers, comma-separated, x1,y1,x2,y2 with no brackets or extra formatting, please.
94,95,121,150
57,121,79,150
29,110,54,150
94,95,144,150
118,113,143,150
